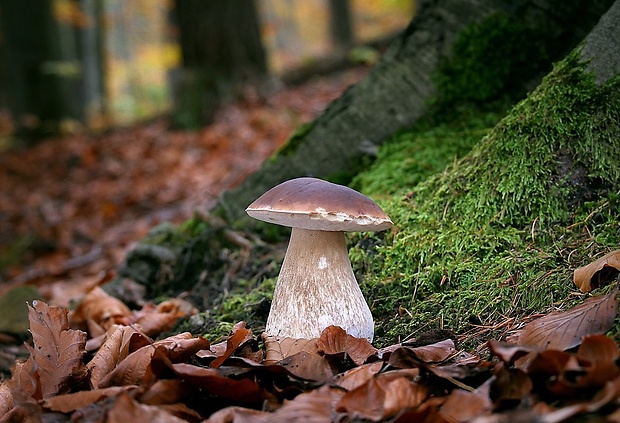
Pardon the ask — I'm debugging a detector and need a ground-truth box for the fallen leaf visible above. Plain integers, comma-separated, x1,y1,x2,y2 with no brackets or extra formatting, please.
337,376,427,421
491,362,533,405
519,288,618,350
205,405,270,423
131,299,197,336
41,386,137,413
262,334,318,364
211,322,252,368
138,379,193,406
70,287,132,337
438,386,493,422
574,250,620,292
487,340,538,364
276,351,335,381
172,362,272,403
408,339,456,363
317,326,378,366
333,361,385,391
106,391,187,423
98,344,165,388
270,385,345,422
0,382,13,415
88,325,150,389
28,300,87,398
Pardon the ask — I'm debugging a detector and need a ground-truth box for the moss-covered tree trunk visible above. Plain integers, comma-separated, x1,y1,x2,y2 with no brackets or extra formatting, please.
217,0,613,223
355,0,620,346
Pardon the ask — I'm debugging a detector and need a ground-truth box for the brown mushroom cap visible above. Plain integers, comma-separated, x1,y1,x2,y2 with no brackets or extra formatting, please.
246,177,393,232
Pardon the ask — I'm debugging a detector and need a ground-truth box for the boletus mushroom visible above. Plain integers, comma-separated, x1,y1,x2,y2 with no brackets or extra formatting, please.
246,177,392,341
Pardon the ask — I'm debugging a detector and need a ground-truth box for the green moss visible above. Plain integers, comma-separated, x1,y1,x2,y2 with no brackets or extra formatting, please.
354,50,620,348
269,122,314,160
433,13,552,111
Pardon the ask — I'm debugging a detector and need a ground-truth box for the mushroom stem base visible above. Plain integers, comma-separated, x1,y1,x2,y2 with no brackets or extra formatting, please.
265,228,374,341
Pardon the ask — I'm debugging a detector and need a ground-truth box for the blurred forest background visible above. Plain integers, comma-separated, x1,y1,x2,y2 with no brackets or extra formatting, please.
0,0,414,301
0,0,413,142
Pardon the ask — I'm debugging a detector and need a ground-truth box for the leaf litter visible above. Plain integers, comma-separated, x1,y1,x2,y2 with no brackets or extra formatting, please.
1,268,620,422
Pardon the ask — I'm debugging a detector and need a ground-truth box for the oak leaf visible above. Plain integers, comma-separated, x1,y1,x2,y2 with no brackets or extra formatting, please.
28,300,87,398
519,288,618,350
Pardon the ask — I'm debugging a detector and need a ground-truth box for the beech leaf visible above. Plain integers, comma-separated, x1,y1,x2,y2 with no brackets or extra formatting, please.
317,325,378,365
28,300,87,398
210,322,252,368
519,288,618,350
574,250,620,292
262,334,318,364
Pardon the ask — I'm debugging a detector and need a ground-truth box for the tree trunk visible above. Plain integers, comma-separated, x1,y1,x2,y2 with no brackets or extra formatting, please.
171,0,267,129
216,0,614,223
329,0,354,52
0,0,84,141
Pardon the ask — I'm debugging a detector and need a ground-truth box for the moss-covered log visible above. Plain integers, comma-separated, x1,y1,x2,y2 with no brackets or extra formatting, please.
216,0,613,224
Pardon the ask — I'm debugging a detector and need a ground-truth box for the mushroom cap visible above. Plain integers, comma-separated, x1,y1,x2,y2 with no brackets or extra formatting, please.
246,177,393,232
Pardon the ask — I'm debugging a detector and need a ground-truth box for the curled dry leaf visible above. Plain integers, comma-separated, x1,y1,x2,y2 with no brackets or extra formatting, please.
28,300,87,398
131,299,197,336
317,325,378,366
574,250,620,292
210,322,252,368
88,325,151,389
70,287,132,337
519,288,618,350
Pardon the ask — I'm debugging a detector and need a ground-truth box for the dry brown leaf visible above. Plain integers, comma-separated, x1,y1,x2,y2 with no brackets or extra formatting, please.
277,351,335,381
439,386,493,422
574,250,620,292
28,300,87,398
519,288,618,350
337,376,427,421
7,356,40,402
138,379,193,406
41,386,137,413
98,344,164,388
262,334,318,364
70,287,132,337
0,382,13,416
131,299,197,336
205,405,270,423
210,322,252,368
487,340,538,364
270,385,345,422
106,391,187,423
407,338,456,363
333,361,385,391
172,362,272,403
491,362,533,404
317,325,378,365
88,325,148,389
154,332,210,363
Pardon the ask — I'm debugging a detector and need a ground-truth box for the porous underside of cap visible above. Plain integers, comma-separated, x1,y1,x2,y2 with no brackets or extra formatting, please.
246,177,393,231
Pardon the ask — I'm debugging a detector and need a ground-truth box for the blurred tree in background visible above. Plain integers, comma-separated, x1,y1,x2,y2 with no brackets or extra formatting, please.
0,0,414,144
171,0,267,129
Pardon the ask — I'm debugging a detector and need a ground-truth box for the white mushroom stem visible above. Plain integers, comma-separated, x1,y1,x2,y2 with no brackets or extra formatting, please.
265,227,374,341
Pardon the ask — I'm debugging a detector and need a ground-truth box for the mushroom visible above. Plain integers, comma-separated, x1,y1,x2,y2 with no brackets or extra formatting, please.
246,177,392,341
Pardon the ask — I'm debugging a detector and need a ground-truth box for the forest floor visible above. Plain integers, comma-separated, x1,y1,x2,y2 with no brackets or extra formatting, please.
0,67,368,308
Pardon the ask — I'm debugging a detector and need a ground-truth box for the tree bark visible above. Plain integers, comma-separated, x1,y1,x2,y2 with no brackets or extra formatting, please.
171,0,267,129
0,0,84,141
216,0,614,223
329,0,354,52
